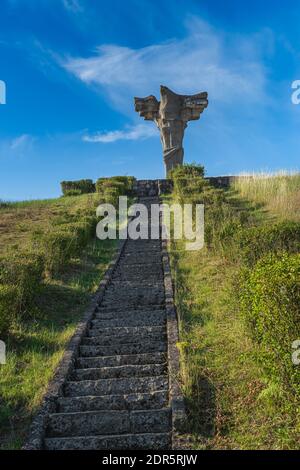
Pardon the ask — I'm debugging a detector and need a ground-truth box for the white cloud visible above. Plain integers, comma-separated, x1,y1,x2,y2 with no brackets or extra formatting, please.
61,17,271,113
0,134,36,160
62,0,83,13
10,134,35,150
83,124,157,143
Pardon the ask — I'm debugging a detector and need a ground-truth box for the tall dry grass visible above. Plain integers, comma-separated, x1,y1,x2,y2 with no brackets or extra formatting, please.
233,171,300,220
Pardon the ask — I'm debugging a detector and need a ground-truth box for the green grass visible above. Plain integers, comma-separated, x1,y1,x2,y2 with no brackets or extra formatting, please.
171,245,299,449
166,173,300,450
0,193,100,255
233,172,300,221
0,193,117,448
0,238,116,449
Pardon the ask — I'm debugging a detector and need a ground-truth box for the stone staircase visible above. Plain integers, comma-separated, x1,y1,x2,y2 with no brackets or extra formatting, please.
43,197,173,450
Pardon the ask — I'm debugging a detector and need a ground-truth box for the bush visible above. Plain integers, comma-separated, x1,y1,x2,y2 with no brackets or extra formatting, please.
0,285,19,336
60,179,95,196
35,216,97,276
0,252,44,335
37,229,78,275
111,176,135,194
62,189,82,197
59,219,96,248
169,163,205,180
0,251,44,315
168,164,206,203
103,188,120,207
234,221,300,266
237,253,300,394
95,176,135,196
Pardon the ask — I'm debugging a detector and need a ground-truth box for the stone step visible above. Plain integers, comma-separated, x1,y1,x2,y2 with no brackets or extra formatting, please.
82,330,166,346
64,375,168,397
104,286,164,296
100,298,165,309
79,341,167,357
76,352,167,369
115,261,162,270
120,254,162,265
110,279,163,288
112,266,162,280
112,274,163,282
100,301,165,310
87,325,165,338
44,432,171,450
72,363,167,381
91,316,166,328
47,408,171,438
101,291,165,307
123,247,161,256
57,390,169,413
94,307,166,318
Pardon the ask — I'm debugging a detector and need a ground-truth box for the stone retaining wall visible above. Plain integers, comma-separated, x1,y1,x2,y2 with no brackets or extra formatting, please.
133,176,242,197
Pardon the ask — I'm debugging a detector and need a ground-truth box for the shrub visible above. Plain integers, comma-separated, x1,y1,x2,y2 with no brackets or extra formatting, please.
62,189,82,197
0,252,44,335
0,251,44,315
169,163,205,180
60,179,95,196
80,216,98,238
103,188,120,207
234,221,300,266
95,176,135,196
169,164,206,203
0,284,19,336
237,253,300,394
37,229,78,275
34,216,97,276
111,176,135,193
59,219,96,248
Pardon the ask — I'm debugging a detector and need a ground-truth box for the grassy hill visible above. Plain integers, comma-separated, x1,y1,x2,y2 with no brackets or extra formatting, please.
0,172,299,450
166,170,300,449
0,192,120,448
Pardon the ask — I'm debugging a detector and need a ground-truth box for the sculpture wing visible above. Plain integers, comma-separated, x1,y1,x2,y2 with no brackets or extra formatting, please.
134,95,159,121
181,92,208,121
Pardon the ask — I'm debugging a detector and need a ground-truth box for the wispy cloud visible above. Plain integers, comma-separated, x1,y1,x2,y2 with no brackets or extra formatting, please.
61,17,271,113
10,134,35,150
62,0,83,13
83,124,157,143
0,134,36,160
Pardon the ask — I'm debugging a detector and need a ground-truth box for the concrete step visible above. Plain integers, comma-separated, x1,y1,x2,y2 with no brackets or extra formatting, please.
47,408,171,437
44,432,171,450
112,266,163,281
82,330,165,346
79,341,167,357
57,390,169,413
123,248,161,256
76,352,167,369
94,304,166,320
87,325,165,338
115,262,162,270
112,274,163,283
72,363,167,381
64,375,168,397
120,254,162,265
109,280,163,288
103,287,165,298
94,307,166,319
91,314,166,329
101,293,165,308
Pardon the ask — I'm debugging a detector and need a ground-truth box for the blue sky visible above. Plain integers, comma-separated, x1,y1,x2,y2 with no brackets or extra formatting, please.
1,0,300,200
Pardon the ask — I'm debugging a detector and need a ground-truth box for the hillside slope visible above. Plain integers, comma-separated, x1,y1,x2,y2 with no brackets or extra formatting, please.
0,194,116,448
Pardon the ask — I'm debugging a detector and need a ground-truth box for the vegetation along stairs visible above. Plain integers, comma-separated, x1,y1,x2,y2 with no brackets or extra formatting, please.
24,195,185,450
